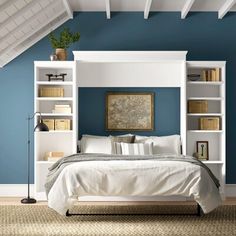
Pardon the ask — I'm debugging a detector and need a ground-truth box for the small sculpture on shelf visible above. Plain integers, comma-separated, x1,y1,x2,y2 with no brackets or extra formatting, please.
46,73,67,81
187,74,201,81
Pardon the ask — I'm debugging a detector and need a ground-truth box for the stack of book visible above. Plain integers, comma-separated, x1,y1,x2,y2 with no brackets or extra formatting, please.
202,68,220,81
52,104,71,114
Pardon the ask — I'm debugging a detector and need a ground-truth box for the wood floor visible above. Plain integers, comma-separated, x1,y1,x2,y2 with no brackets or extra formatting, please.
0,197,236,205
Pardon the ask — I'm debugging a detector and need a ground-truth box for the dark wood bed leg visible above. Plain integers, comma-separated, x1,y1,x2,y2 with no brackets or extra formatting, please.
197,204,203,216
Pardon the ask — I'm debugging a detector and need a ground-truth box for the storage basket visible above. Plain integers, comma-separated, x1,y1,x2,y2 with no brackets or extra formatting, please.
39,87,64,97
42,119,54,130
199,117,220,130
55,119,71,130
188,100,208,113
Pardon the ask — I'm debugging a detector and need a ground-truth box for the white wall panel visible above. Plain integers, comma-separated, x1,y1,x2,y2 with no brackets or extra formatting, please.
77,62,183,87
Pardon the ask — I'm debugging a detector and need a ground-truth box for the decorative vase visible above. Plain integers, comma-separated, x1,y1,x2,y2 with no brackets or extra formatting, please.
55,48,67,61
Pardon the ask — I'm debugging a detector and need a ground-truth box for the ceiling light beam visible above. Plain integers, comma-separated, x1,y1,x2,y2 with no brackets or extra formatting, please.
144,0,153,19
181,0,195,19
105,0,111,19
63,0,73,19
218,0,236,19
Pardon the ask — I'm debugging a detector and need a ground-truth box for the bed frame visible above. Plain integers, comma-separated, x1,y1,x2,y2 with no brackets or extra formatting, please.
65,203,203,217
64,51,203,217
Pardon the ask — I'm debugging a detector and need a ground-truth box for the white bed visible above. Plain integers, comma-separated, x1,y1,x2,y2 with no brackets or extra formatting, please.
46,134,222,215
47,155,222,216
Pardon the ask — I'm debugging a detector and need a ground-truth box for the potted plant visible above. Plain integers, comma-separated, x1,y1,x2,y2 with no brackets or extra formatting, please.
49,28,80,60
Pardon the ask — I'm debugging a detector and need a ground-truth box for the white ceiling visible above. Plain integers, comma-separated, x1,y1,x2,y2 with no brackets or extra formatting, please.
0,0,236,67
68,0,236,11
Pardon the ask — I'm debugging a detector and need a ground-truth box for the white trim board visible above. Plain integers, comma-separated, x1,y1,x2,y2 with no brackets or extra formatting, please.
0,184,34,197
0,184,236,198
77,62,184,87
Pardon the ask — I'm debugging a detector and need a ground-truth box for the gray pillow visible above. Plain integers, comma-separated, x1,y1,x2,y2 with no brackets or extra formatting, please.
110,135,135,154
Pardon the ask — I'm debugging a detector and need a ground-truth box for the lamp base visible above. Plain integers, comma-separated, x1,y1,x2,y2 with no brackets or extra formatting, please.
21,197,37,204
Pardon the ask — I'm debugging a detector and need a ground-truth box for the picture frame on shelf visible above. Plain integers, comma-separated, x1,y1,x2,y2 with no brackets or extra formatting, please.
196,141,209,160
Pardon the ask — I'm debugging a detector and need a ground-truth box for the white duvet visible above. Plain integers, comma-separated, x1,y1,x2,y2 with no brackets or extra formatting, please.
48,159,222,215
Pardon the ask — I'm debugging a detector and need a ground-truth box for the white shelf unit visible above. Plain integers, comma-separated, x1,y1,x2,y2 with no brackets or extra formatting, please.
34,61,77,200
186,61,226,197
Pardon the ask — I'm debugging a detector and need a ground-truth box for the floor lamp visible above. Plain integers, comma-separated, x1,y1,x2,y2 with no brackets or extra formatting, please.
21,112,49,204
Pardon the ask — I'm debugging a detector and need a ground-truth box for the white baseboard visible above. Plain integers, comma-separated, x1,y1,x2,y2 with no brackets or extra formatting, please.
225,184,236,197
0,184,34,197
0,184,236,198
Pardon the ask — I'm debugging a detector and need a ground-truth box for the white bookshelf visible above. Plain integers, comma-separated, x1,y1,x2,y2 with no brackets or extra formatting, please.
34,61,77,200
186,61,226,197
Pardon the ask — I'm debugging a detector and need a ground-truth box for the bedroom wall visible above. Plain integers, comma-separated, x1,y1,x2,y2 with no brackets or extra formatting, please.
0,12,236,184
79,87,180,138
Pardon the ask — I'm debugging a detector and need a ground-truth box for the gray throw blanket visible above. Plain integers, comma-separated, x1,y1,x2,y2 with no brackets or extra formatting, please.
45,153,220,197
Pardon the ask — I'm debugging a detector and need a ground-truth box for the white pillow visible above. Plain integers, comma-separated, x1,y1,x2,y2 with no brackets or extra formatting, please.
121,142,153,155
80,135,112,154
135,135,181,155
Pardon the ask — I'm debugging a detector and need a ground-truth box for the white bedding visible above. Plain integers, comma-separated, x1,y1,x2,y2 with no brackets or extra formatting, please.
48,159,222,215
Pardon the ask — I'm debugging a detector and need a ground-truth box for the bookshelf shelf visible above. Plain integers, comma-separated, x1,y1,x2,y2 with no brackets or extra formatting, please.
34,61,77,200
186,61,225,197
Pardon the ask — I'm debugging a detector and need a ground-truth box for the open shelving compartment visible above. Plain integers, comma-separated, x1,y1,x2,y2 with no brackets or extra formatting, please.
34,61,77,200
186,61,226,197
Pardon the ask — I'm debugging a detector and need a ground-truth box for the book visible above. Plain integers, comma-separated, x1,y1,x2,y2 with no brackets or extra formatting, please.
47,157,62,162
53,107,72,113
55,104,70,108
215,68,220,81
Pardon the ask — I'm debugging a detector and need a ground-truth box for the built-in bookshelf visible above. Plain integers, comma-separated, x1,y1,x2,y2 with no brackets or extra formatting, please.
186,61,226,197
34,61,77,200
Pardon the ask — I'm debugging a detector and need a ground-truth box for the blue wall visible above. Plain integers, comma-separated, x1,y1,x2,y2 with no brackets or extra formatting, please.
79,88,180,137
0,12,236,184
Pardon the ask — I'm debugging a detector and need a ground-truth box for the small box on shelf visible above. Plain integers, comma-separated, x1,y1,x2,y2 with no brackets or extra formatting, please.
39,87,64,97
44,151,64,162
42,119,54,130
199,117,220,130
55,119,71,130
188,100,208,113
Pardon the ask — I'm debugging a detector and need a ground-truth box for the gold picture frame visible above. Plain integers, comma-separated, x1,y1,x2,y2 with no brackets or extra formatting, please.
106,92,154,131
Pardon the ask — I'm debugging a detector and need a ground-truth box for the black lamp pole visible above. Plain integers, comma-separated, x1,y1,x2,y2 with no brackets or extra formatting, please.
21,112,49,204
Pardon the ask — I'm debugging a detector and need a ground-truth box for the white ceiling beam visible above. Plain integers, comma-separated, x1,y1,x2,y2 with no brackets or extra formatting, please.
105,0,111,19
63,0,73,19
0,8,66,57
218,0,236,19
0,1,59,46
0,15,70,67
181,0,195,19
0,0,18,13
144,0,153,19
0,0,38,30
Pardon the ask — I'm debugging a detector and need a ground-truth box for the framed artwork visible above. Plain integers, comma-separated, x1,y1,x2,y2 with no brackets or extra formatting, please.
196,141,209,160
106,92,154,131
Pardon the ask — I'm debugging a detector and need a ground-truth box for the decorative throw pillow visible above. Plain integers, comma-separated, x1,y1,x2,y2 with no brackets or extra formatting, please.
80,135,112,154
110,135,135,154
135,135,181,155
121,142,153,155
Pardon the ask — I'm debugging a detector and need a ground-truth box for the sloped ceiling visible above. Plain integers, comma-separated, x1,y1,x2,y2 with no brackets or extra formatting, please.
0,0,72,67
0,0,236,67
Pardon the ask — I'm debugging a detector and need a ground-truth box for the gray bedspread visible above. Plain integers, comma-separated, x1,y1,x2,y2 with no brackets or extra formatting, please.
45,153,220,197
